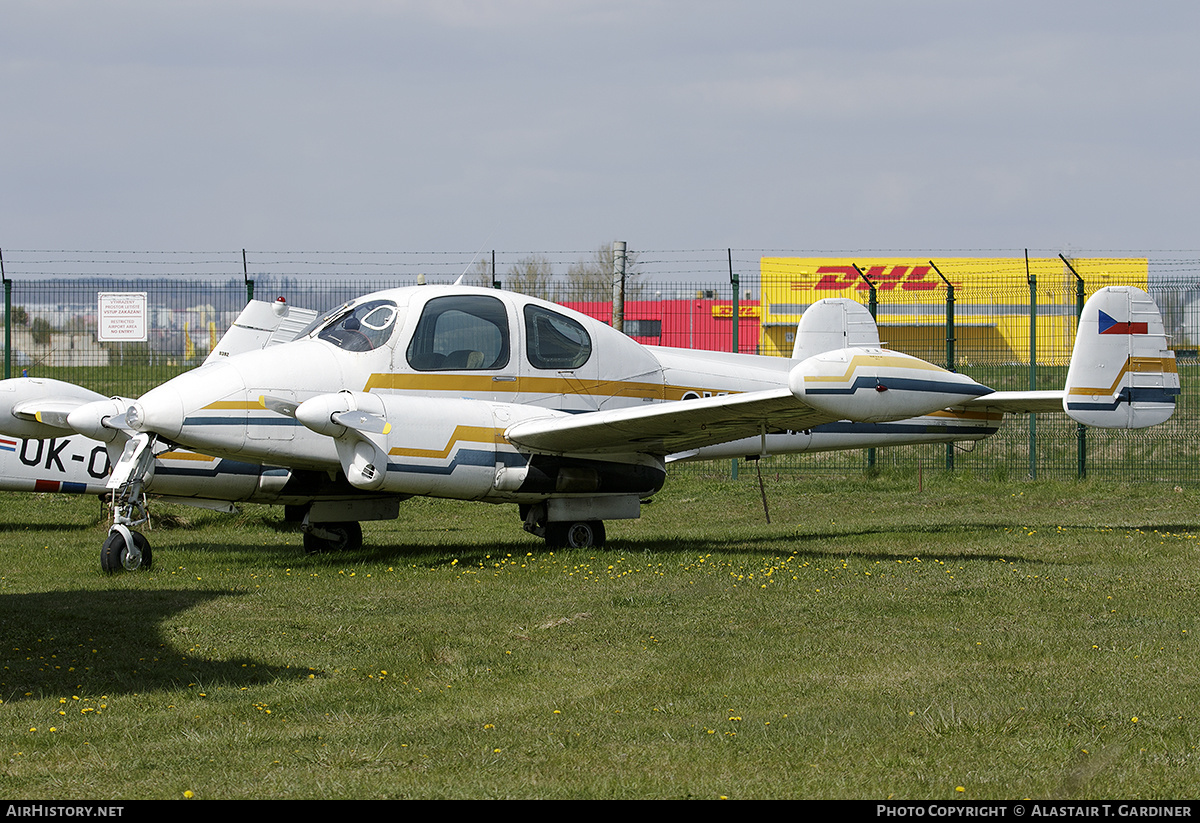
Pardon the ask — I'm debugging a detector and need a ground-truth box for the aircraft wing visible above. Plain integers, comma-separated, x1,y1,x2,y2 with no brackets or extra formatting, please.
498,349,994,457
960,390,1065,415
0,377,112,439
504,388,863,455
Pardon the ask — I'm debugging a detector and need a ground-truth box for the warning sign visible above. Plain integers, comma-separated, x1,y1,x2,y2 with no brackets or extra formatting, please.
97,292,148,342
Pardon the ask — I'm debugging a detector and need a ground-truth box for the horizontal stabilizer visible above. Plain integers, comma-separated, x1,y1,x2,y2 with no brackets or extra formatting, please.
1063,286,1178,428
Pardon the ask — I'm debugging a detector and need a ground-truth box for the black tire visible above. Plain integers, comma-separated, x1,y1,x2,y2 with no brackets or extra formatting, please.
546,520,605,549
132,531,153,570
303,521,363,554
100,530,152,573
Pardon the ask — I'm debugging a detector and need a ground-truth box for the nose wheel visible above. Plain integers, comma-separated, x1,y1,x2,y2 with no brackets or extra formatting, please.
101,525,153,573
102,432,157,573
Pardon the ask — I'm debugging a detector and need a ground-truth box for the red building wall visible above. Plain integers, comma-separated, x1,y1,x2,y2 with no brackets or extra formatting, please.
561,298,762,354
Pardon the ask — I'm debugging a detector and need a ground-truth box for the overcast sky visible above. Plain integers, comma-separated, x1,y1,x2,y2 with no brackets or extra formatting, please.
3,0,1199,256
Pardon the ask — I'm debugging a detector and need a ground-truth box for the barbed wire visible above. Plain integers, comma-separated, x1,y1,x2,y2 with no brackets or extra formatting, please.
2,248,1199,282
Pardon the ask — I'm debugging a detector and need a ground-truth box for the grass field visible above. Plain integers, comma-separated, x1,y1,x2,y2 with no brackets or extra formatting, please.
1,469,1199,800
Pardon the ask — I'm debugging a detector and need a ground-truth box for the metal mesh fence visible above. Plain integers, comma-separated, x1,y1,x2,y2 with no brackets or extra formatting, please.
1,248,1197,483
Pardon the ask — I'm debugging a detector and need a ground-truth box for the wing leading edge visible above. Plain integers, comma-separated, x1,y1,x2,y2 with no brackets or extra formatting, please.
503,387,830,456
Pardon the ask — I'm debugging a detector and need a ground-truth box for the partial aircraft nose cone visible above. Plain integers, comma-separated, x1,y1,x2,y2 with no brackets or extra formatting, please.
128,388,184,439
66,398,128,443
123,360,249,449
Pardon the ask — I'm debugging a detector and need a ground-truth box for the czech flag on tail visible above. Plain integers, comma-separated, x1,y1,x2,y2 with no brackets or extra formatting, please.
1098,310,1148,336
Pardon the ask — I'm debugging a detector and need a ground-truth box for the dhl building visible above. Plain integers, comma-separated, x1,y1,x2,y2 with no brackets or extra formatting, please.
759,256,1149,364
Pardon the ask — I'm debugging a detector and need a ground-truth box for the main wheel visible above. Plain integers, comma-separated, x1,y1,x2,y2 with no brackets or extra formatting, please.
545,520,606,549
303,521,363,554
100,529,152,573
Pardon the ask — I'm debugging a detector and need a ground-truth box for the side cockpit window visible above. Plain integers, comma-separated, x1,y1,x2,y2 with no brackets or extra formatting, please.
524,305,592,370
406,295,510,371
317,300,400,352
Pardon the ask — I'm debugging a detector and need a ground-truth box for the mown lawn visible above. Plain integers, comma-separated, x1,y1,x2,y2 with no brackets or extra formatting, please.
1,470,1198,799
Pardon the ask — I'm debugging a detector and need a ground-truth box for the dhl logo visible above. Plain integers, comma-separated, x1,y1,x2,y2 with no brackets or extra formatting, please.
791,265,959,293
710,305,761,318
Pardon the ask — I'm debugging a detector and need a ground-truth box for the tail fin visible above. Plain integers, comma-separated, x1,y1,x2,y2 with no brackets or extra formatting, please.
1064,286,1179,428
792,298,881,360
205,298,319,365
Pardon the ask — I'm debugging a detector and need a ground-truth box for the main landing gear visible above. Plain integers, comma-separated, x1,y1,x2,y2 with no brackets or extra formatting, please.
521,503,608,549
545,520,607,549
102,433,156,573
302,520,363,554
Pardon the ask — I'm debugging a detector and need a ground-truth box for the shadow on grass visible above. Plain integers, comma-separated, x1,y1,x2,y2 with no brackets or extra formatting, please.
0,520,101,533
0,588,308,702
323,522,1055,567
149,518,1066,572
603,527,1049,565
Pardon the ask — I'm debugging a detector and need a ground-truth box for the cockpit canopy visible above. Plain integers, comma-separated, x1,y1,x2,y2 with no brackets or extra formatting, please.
309,299,401,353
304,289,596,373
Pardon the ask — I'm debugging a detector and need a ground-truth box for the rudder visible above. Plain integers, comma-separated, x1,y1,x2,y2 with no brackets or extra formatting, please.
792,298,881,360
1063,286,1179,428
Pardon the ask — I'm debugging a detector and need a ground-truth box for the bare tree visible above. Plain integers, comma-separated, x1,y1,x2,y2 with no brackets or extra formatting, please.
566,244,643,302
505,254,556,301
466,257,496,289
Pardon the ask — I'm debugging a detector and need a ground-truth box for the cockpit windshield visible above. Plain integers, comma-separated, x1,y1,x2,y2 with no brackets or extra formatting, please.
313,299,401,352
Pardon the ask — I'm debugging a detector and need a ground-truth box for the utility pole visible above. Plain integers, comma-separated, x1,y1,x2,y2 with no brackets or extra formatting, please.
612,241,626,332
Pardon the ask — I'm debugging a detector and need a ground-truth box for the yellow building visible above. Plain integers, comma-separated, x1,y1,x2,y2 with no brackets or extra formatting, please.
760,256,1149,365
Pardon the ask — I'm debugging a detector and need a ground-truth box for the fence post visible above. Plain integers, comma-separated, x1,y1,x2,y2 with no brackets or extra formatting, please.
854,264,877,473
930,261,955,470
729,249,739,356
1059,254,1087,479
729,250,740,480
243,249,255,303
1,248,9,380
1027,251,1037,480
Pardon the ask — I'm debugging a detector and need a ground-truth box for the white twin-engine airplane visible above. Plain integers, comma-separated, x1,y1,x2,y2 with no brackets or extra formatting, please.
0,283,1179,573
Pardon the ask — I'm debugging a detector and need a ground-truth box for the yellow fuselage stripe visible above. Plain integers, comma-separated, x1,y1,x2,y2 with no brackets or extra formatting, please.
387,425,504,460
801,353,946,384
363,373,714,402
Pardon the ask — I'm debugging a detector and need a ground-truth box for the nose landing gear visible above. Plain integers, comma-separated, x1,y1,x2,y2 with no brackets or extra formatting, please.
101,524,152,573
102,432,156,573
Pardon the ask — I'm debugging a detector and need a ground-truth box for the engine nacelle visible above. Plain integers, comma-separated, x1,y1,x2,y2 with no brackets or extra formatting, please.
0,378,108,439
296,391,665,503
789,347,990,422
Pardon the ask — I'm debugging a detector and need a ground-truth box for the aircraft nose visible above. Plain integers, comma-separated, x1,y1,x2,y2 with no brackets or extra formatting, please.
127,362,247,442
128,387,184,440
